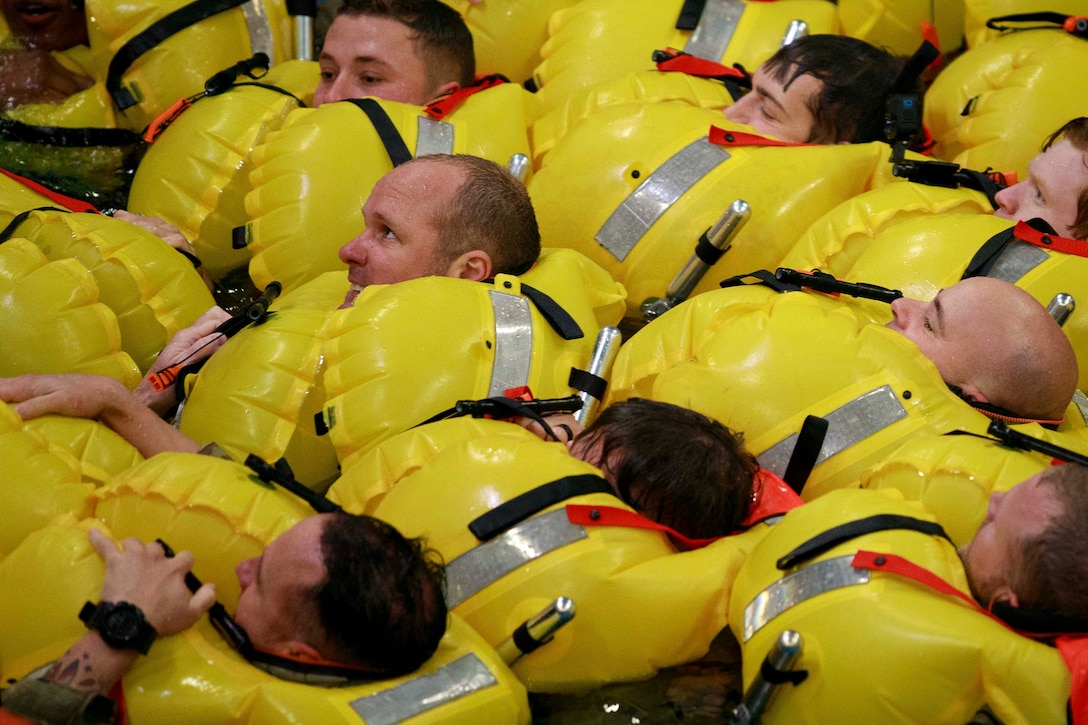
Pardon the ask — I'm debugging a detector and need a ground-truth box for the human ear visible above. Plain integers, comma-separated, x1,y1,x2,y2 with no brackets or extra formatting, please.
430,80,462,102
989,584,1019,610
269,640,324,661
957,382,989,406
445,250,492,282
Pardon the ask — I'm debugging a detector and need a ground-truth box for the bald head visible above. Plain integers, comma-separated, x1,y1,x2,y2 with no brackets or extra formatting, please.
887,277,1077,420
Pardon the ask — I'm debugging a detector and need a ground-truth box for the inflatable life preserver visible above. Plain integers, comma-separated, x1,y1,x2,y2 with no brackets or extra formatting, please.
329,417,770,692
531,70,735,168
529,102,906,321
0,238,139,385
727,488,1069,723
178,306,340,491
439,0,582,83
243,83,538,295
23,416,142,486
859,432,1051,546
606,285,991,500
835,0,965,57
0,402,92,558
321,266,623,471
963,0,1088,48
924,28,1088,179
0,460,532,725
127,60,317,280
529,0,838,114
0,210,215,373
780,182,1088,394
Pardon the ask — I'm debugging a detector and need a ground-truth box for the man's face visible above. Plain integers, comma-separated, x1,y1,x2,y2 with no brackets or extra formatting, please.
1,0,88,50
723,63,822,144
993,138,1088,238
234,514,330,649
337,160,464,308
314,14,433,107
959,472,1061,606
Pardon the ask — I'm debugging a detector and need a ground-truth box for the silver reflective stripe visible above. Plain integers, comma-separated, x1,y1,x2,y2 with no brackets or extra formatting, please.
987,240,1048,283
241,1,275,61
416,116,455,157
757,385,908,477
684,0,746,61
1073,389,1088,426
487,290,533,397
350,653,498,725
595,138,730,261
446,508,586,608
742,555,870,642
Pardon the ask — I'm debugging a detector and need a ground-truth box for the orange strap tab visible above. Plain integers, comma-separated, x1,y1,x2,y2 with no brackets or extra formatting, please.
144,97,193,143
147,364,183,392
424,74,507,119
565,504,721,550
1013,220,1088,259
0,168,99,213
741,469,804,527
654,47,747,80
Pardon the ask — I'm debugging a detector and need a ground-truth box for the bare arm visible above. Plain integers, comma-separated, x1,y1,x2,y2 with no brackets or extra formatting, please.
0,374,201,457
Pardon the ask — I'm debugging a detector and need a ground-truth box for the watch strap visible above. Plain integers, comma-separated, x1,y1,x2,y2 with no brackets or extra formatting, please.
79,600,158,655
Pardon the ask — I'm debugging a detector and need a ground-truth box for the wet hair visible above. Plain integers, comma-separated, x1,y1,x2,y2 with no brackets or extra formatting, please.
1041,117,1088,240
338,0,475,90
418,153,541,276
313,513,447,675
763,35,915,144
1012,464,1088,621
577,398,758,540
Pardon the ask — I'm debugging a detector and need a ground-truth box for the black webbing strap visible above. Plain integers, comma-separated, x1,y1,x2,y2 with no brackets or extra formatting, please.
0,206,67,244
107,0,251,110
676,0,707,30
776,515,953,570
568,368,606,401
719,269,800,293
962,217,1056,279
511,621,546,655
694,229,729,266
781,416,828,495
347,98,413,167
231,225,248,249
761,657,808,686
468,474,615,541
521,283,584,340
986,12,1086,35
0,118,140,147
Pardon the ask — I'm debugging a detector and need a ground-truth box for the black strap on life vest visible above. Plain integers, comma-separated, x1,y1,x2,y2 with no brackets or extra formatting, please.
0,118,140,148
675,0,706,30
986,12,1088,38
347,98,413,167
244,453,342,514
985,419,1088,466
776,515,953,570
962,217,1076,279
781,415,828,495
568,368,607,402
520,283,583,340
990,601,1088,636
107,0,252,110
719,268,800,293
468,474,616,541
0,206,68,244
890,159,1009,208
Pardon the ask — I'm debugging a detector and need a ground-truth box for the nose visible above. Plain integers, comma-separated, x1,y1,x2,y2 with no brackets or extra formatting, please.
236,557,257,588
724,95,753,125
888,297,911,328
338,231,367,265
993,183,1020,217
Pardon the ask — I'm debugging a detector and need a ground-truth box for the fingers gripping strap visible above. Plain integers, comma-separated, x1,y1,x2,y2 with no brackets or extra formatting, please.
348,99,413,167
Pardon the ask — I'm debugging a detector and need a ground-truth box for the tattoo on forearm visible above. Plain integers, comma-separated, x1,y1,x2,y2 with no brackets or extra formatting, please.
46,647,103,693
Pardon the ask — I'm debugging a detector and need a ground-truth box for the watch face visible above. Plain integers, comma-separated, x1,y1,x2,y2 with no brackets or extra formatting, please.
108,606,144,640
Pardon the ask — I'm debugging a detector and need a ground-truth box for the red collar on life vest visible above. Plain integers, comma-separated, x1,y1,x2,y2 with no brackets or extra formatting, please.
564,469,802,550
1011,220,1088,258
708,125,818,148
653,47,749,82
0,168,99,213
424,74,508,120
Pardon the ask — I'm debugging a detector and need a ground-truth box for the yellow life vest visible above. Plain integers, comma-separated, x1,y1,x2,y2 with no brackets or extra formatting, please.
781,182,1088,394
530,0,838,113
860,432,1051,545
330,417,769,692
0,238,139,385
836,0,965,56
243,83,538,295
607,285,989,499
0,209,216,373
528,101,904,320
23,416,142,486
439,0,583,83
320,261,623,470
925,28,1088,179
0,403,92,557
728,488,1069,723
127,60,317,279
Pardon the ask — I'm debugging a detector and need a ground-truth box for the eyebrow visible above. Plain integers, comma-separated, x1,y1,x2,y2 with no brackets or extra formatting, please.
932,290,946,336
753,84,787,115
